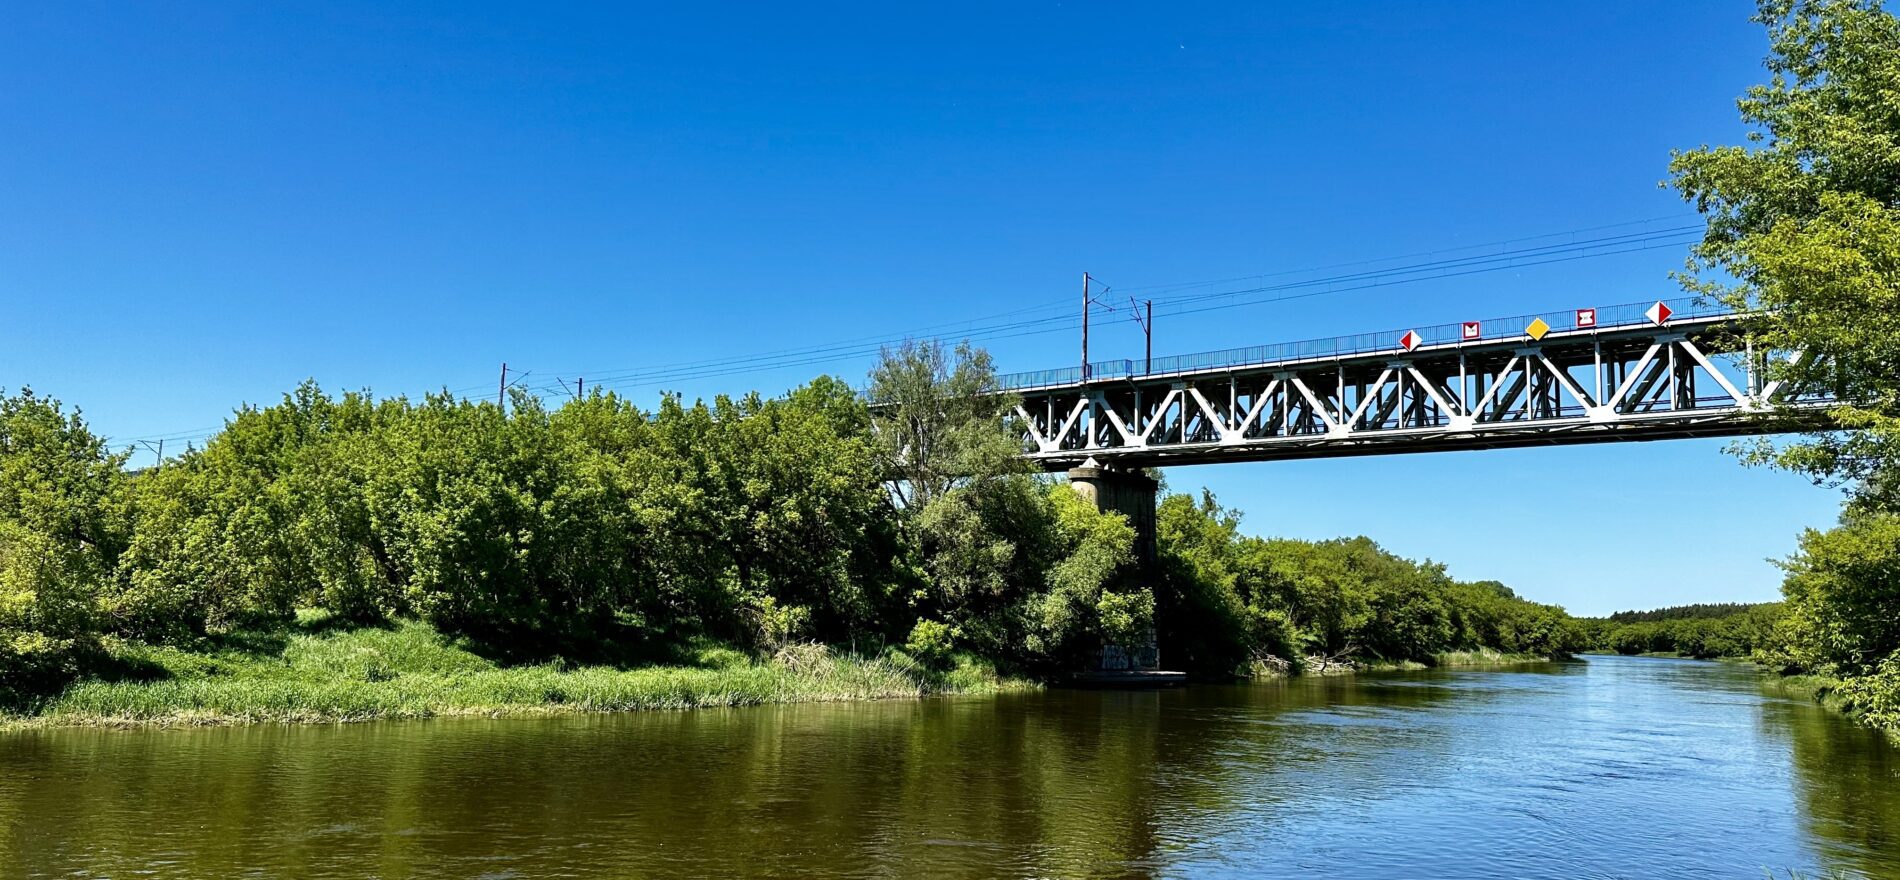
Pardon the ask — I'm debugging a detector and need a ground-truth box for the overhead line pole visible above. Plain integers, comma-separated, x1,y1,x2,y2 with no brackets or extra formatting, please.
498,362,508,411
1146,299,1152,374
1081,272,1091,381
1131,296,1153,374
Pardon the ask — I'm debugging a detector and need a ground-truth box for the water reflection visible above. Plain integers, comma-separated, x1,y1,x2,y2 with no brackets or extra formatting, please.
1,656,1893,879
1770,677,1900,879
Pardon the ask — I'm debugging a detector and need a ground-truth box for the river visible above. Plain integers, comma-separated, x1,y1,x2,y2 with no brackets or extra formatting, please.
2,655,1896,878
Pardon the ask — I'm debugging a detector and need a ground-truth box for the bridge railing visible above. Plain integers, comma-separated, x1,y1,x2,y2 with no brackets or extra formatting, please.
996,296,1734,391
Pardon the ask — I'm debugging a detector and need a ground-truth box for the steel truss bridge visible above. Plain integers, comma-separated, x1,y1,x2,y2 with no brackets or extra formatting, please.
1000,297,1834,470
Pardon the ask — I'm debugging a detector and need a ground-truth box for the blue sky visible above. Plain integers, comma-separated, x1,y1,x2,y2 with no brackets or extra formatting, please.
0,2,1844,615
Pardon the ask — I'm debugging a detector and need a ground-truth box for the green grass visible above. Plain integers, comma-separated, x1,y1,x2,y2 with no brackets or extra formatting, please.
2,615,1034,729
1248,649,1555,678
1431,648,1554,667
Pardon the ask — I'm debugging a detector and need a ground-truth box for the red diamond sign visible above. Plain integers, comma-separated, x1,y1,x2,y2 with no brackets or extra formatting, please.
1646,301,1673,325
1461,321,1481,340
1399,330,1422,351
1575,308,1597,328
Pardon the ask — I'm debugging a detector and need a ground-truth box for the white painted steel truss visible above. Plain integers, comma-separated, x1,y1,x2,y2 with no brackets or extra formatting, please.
1012,315,1834,469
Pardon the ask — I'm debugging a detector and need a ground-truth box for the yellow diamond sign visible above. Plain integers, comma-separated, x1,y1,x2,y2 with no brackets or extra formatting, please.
1525,317,1551,340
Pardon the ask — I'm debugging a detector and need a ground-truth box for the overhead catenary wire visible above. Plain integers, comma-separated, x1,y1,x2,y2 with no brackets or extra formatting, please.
109,215,1706,447
1109,213,1699,296
596,233,1695,392
568,225,1703,392
544,218,1701,385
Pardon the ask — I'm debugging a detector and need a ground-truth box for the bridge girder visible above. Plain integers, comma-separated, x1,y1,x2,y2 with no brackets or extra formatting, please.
1009,313,1833,471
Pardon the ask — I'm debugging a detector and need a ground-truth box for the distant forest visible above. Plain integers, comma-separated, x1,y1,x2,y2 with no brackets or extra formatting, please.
1605,603,1767,624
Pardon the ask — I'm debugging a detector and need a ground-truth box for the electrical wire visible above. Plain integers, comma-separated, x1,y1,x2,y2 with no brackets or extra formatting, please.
109,215,1708,443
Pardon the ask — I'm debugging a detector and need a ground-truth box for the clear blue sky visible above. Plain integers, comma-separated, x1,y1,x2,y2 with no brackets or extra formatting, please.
0,2,1845,615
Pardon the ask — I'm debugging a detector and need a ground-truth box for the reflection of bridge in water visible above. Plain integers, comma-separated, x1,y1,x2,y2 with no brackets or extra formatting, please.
1002,297,1832,472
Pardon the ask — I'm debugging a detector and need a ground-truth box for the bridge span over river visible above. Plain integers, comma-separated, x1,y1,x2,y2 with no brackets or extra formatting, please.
997,297,1834,564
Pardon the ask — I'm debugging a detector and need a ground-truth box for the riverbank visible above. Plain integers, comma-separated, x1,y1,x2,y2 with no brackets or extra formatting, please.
1,616,1033,730
3,613,1579,730
1769,671,1900,740
1251,648,1557,678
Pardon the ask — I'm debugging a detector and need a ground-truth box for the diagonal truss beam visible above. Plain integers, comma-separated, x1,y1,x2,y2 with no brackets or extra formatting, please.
1004,314,1834,468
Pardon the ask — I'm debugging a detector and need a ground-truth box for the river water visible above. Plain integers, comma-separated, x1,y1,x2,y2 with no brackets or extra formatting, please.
3,655,1897,879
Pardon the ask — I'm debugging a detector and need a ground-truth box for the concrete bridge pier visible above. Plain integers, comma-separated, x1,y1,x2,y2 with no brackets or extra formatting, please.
1067,463,1180,683
1066,463,1159,565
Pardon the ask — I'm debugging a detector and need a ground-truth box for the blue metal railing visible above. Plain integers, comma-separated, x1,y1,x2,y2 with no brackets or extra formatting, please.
996,296,1734,391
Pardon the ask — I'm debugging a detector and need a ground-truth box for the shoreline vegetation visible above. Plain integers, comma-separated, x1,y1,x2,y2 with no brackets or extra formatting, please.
4,611,1036,730
2,611,1565,731
0,345,1589,730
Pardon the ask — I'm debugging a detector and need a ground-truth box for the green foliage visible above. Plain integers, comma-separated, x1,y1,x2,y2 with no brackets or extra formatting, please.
0,522,107,698
67,374,896,665
1829,655,1900,730
1023,485,1144,666
1,336,1186,699
866,343,1159,672
4,348,1609,715
1152,488,1583,675
1776,510,1900,674
866,339,1026,508
0,390,125,700
1671,0,1900,503
0,389,128,556
903,618,959,668
114,383,389,639
1658,0,1900,738
904,474,1055,663
752,596,813,652
1153,491,1253,676
1607,602,1767,623
1584,603,1785,659
17,614,1030,727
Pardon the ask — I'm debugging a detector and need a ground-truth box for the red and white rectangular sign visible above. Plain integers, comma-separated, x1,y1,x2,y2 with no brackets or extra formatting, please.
1575,308,1597,328
1461,321,1481,340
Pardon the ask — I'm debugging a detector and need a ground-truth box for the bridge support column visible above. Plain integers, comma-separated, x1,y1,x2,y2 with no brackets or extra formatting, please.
1066,465,1158,565
1067,465,1173,680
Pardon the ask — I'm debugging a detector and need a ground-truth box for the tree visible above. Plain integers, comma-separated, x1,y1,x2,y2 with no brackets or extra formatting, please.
866,340,1025,509
1152,491,1254,675
685,383,893,646
865,341,1049,658
0,389,127,561
1669,0,1900,505
115,383,391,638
0,390,125,695
1776,510,1900,674
1022,485,1144,666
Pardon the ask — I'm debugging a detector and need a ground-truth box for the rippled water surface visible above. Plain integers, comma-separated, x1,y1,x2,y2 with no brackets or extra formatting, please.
4,655,1898,878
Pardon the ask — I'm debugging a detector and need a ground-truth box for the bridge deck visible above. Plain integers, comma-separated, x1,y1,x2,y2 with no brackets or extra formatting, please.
998,298,1830,470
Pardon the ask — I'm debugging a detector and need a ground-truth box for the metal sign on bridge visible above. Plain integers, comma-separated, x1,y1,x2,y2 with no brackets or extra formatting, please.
999,298,1832,470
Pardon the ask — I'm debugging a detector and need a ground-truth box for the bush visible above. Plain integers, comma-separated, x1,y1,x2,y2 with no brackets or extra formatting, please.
903,619,959,668
0,390,124,701
1154,489,1582,673
1831,656,1900,733
753,597,813,652
0,523,104,700
1777,511,1900,675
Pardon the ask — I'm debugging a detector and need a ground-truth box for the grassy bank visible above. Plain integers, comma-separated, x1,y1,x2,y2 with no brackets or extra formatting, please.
1432,648,1556,667
1356,649,1557,672
3,612,1576,730
2,614,1032,729
1251,648,1556,678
